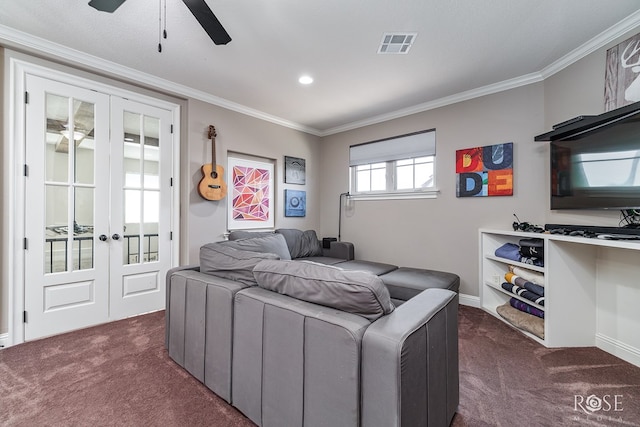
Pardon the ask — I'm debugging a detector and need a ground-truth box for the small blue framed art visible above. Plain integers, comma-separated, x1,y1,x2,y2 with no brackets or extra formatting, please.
284,190,306,217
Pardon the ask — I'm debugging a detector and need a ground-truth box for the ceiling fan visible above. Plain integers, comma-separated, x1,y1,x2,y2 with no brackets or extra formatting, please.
88,0,232,45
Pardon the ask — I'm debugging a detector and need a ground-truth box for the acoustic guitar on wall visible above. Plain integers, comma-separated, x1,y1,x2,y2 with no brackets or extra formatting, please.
197,125,228,201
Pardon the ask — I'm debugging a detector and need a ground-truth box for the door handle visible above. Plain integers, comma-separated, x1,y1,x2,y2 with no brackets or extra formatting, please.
112,233,121,241
99,234,108,242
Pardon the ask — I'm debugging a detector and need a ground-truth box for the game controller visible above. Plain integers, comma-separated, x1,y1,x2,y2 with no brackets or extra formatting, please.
512,214,544,233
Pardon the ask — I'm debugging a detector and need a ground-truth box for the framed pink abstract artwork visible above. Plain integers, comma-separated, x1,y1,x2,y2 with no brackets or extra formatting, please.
227,157,274,229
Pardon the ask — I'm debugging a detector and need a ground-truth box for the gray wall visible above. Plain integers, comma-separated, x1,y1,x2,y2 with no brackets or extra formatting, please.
318,84,546,297
182,99,321,263
318,26,640,299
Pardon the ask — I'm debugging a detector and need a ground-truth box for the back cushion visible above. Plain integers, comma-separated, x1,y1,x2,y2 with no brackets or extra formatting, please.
200,243,279,286
253,259,394,321
228,230,275,241
222,233,292,260
275,229,323,258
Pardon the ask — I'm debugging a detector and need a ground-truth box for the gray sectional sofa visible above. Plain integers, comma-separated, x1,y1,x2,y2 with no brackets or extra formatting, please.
166,229,460,427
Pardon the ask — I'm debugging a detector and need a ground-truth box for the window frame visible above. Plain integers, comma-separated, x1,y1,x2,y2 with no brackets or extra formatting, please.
349,129,438,200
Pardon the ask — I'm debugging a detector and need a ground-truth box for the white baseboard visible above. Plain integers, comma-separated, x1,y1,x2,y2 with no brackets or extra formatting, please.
459,293,480,308
0,332,9,349
596,333,640,368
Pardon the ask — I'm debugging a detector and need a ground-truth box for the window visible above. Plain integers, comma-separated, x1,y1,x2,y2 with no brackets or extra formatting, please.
349,129,436,198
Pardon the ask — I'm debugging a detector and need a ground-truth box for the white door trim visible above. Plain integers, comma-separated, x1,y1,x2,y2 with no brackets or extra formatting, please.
6,57,180,347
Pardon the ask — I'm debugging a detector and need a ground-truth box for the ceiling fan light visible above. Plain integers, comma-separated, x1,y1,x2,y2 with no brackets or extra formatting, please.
60,129,87,141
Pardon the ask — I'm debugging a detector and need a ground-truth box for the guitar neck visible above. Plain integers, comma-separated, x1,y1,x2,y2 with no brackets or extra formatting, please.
211,136,217,166
208,125,218,166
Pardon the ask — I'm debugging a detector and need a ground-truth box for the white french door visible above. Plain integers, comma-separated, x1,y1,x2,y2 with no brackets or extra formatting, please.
23,75,174,340
109,97,173,319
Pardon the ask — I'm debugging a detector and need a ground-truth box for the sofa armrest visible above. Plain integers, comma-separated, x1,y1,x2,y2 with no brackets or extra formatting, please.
165,264,200,345
321,240,355,261
361,289,459,427
165,265,200,335
165,267,249,403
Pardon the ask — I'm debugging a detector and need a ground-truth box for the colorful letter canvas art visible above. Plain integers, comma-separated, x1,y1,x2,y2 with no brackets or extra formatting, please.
456,142,513,197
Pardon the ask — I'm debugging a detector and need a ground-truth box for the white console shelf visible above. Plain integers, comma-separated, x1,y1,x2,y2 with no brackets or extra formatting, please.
480,228,640,367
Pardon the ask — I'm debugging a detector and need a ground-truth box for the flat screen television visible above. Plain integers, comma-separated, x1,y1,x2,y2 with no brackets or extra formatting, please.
550,109,640,210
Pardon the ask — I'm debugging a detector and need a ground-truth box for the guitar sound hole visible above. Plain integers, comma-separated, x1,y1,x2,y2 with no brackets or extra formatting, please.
210,171,218,179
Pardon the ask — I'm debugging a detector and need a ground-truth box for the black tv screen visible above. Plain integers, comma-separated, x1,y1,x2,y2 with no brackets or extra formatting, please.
550,110,640,210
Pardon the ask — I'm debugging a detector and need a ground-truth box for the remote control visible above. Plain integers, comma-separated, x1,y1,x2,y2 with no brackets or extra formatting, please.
596,234,640,240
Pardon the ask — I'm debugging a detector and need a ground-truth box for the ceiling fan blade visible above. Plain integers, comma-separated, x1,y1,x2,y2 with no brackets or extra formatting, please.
88,0,127,13
182,0,232,45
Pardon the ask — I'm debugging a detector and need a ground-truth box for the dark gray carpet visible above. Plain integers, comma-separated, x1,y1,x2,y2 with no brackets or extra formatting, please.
0,311,252,426
1,306,639,426
452,306,640,427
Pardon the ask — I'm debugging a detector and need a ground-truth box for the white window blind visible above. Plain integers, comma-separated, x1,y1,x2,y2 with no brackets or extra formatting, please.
349,129,435,166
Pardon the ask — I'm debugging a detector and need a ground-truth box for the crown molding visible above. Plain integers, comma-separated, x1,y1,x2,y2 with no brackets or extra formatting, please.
321,11,640,136
540,9,640,78
3,11,640,139
0,25,322,136
319,72,545,136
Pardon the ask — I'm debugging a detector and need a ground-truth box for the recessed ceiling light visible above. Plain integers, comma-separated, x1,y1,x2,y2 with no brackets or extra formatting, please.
299,75,313,85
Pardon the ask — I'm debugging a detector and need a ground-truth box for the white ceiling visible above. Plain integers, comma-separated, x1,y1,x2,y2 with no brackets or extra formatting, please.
2,0,640,136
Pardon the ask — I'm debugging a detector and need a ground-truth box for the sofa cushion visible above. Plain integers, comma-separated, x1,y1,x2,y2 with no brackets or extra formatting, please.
228,230,275,241
252,259,394,321
222,233,291,260
335,260,398,276
380,267,460,301
301,256,346,265
200,243,280,286
275,229,323,258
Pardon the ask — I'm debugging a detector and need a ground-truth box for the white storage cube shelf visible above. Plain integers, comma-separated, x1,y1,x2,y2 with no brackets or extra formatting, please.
480,229,640,369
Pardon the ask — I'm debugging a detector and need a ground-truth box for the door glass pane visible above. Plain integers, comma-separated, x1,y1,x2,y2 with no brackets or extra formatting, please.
143,116,160,263
123,111,141,265
123,189,141,265
124,111,141,181
143,190,159,262
73,187,94,270
45,185,68,273
121,112,163,265
143,116,160,189
73,100,95,185
45,93,69,183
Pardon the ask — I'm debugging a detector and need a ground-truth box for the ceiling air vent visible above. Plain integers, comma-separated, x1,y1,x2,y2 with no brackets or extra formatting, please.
378,32,417,54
